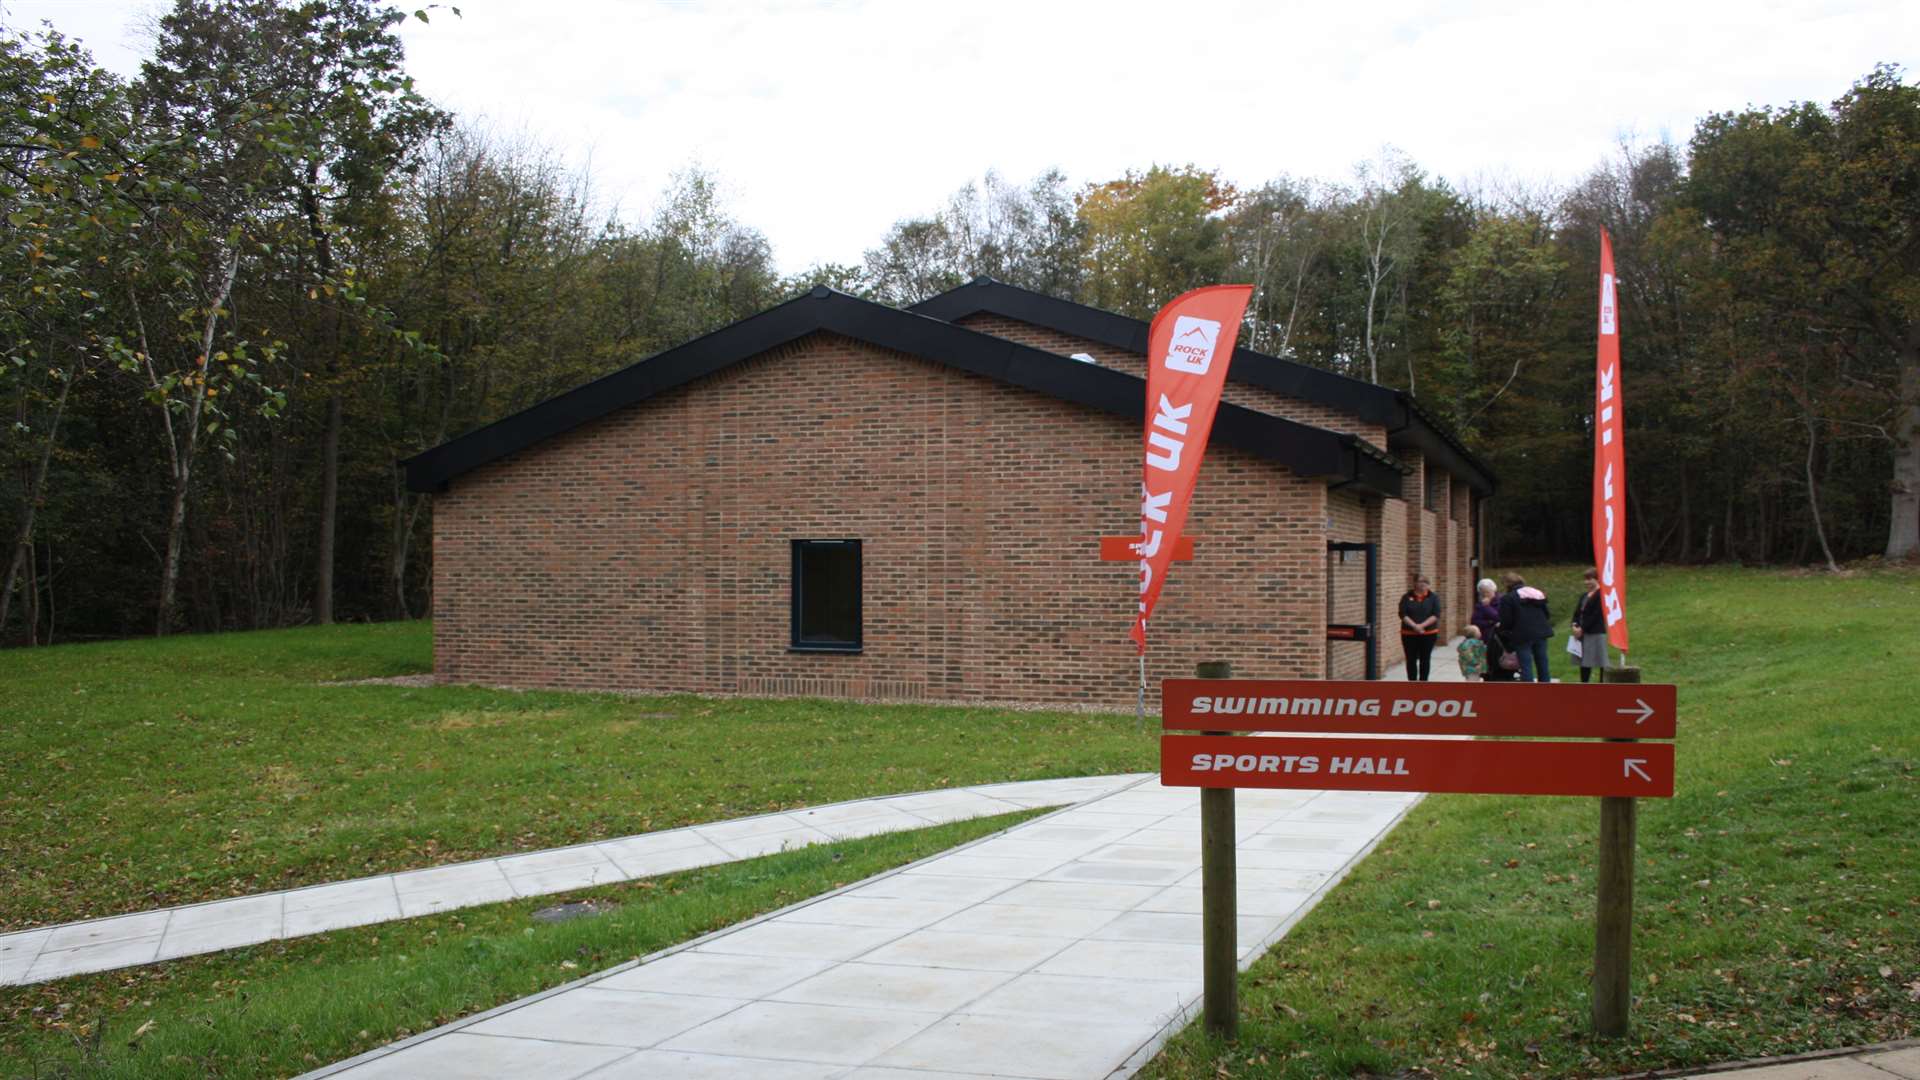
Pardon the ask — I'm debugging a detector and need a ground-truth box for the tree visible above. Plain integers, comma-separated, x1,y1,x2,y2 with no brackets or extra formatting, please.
138,0,448,624
1226,177,1336,357
1685,65,1920,559
1076,165,1233,318
1347,150,1428,386
0,28,140,638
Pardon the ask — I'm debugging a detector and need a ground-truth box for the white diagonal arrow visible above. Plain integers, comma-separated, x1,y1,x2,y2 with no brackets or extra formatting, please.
1623,758,1652,782
1615,698,1655,725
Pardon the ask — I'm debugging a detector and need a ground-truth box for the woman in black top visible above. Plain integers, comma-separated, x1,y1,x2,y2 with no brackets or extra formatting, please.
1398,575,1441,681
1571,567,1609,682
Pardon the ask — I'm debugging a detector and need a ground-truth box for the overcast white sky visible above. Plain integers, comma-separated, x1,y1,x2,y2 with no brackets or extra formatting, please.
7,0,1917,273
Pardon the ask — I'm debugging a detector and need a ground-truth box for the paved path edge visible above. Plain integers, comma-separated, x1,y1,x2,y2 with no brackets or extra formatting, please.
1597,1037,1920,1080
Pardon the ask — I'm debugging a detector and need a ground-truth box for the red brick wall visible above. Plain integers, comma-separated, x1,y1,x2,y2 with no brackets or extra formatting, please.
432,333,1329,709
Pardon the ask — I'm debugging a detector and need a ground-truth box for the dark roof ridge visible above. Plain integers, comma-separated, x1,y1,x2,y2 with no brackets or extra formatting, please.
911,277,1494,495
402,288,1406,498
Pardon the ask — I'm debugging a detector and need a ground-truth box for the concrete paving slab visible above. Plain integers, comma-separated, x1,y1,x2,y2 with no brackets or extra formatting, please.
466,988,743,1048
657,1001,939,1065
693,920,905,962
981,880,1163,911
769,961,1013,1013
708,825,837,861
394,862,517,917
580,1051,842,1079
505,861,625,897
1034,938,1206,981
28,934,162,982
872,1012,1165,1079
1862,1048,1920,1078
856,929,1075,973
961,971,1197,1024
1040,860,1190,886
779,895,977,930
156,916,282,961
0,929,49,984
166,893,283,933
849,873,1019,905
1135,884,1316,918
599,952,830,1000
927,903,1122,940
43,910,169,951
334,1032,627,1079
285,892,402,937
911,853,1069,880
598,840,727,879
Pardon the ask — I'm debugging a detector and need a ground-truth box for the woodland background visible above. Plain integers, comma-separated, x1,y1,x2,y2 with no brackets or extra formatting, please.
4,1,1918,645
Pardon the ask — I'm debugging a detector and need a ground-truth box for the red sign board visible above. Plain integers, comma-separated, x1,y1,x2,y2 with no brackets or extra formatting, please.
1162,735,1675,798
1162,679,1675,740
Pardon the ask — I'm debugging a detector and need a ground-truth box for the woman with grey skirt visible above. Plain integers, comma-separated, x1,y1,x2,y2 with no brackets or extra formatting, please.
1571,567,1610,682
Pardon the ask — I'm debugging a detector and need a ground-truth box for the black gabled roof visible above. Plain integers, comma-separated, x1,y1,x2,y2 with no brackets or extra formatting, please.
910,278,1496,495
402,287,1406,498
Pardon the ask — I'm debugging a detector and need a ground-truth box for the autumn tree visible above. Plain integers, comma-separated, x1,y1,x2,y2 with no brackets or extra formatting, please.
1685,64,1920,559
1076,165,1234,318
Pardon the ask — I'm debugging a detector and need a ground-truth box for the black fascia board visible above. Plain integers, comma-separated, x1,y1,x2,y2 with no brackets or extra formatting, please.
1388,395,1499,497
402,288,1402,499
911,277,1493,495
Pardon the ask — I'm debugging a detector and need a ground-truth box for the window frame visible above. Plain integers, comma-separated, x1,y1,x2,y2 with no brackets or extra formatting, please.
789,539,863,653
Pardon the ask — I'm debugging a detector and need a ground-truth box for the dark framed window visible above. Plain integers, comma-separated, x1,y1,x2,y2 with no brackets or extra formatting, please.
1425,471,1446,513
791,540,862,652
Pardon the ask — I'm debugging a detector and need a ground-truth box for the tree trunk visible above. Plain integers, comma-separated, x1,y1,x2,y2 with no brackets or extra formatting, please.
304,174,345,624
316,390,342,623
0,369,76,637
1803,417,1841,573
156,250,240,635
156,466,193,635
1887,345,1919,560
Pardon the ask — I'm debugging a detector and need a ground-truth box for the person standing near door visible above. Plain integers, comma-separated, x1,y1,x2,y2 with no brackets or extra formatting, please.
1398,574,1441,681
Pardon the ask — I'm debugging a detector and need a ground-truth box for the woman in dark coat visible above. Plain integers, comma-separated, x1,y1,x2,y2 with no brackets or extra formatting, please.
1471,578,1513,681
1497,572,1554,683
1571,567,1609,682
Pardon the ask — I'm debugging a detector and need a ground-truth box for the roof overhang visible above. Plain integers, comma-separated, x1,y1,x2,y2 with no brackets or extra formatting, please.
403,288,1405,500
911,278,1495,496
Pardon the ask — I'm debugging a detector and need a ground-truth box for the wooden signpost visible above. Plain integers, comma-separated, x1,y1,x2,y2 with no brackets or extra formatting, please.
1161,672,1677,1040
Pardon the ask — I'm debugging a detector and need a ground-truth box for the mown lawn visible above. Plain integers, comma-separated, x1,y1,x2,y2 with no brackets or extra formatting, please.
0,622,1149,930
1143,563,1920,1078
0,810,1041,1079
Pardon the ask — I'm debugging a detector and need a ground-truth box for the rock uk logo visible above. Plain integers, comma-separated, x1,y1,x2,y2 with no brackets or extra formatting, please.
1165,316,1220,374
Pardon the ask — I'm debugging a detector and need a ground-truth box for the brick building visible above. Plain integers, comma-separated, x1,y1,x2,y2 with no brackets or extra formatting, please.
404,279,1495,708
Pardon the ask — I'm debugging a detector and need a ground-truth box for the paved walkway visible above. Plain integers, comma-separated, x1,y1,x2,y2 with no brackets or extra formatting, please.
309,780,1424,1080
0,775,1142,987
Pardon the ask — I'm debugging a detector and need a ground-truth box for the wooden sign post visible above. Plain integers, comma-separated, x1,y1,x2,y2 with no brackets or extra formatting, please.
1193,660,1237,1041
1594,665,1644,1037
1160,677,1677,1040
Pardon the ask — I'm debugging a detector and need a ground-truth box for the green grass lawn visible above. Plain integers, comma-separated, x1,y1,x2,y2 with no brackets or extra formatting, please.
0,810,1041,1080
0,622,1149,930
1143,563,1920,1078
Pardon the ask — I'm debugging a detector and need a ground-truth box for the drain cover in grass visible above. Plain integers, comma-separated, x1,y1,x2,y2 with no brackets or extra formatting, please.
532,901,611,924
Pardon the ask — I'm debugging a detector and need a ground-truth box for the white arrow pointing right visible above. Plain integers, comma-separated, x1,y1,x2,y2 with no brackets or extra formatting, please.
1614,698,1655,725
1623,758,1652,782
